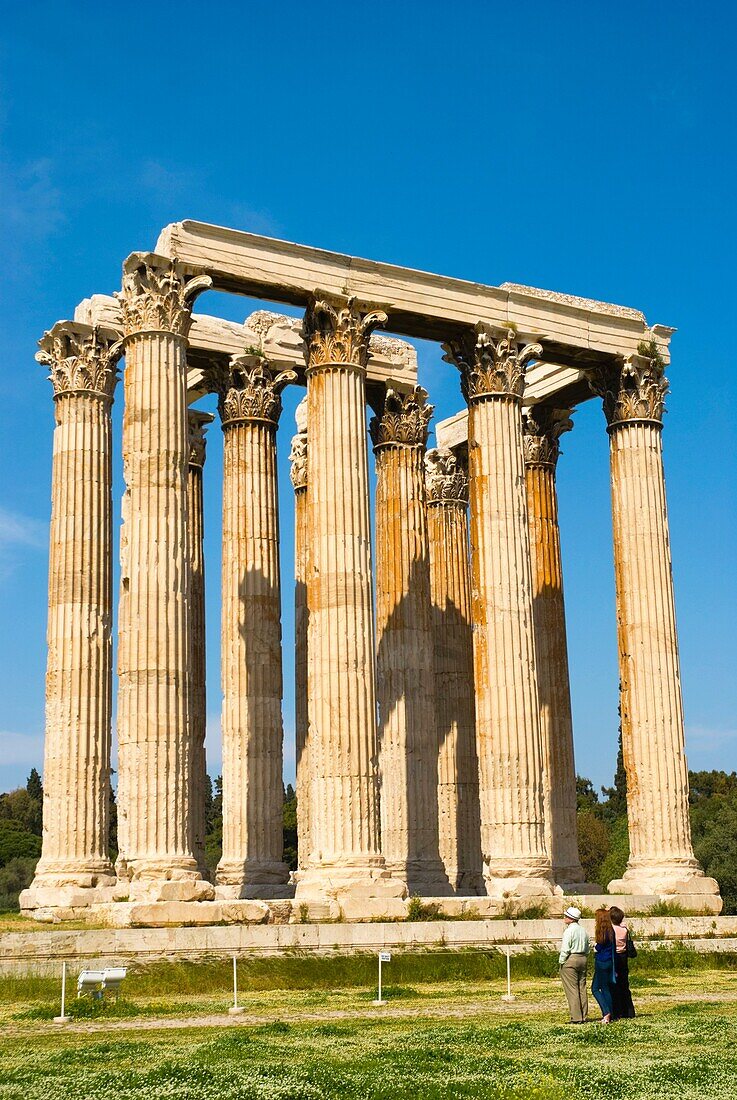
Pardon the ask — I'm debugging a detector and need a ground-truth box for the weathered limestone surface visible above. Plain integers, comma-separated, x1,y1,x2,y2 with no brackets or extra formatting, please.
444,327,553,898
296,296,403,901
372,388,450,895
425,449,483,894
290,425,310,870
217,354,293,897
115,254,213,902
22,324,121,909
156,221,674,366
522,408,586,888
74,296,418,393
187,410,213,877
590,354,720,904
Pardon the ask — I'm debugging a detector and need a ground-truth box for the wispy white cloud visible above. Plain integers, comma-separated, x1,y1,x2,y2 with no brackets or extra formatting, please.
0,505,45,580
686,724,737,751
223,202,281,238
0,730,44,768
686,724,737,773
0,156,64,240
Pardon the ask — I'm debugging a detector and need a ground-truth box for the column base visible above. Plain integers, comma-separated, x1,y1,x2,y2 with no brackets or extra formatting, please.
215,859,290,897
387,858,454,897
25,858,116,892
124,859,215,903
295,860,407,903
482,860,555,901
444,869,486,896
20,881,117,915
608,859,722,912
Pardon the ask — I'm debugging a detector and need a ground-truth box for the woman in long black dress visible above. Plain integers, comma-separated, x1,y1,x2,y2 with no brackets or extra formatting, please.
610,905,636,1019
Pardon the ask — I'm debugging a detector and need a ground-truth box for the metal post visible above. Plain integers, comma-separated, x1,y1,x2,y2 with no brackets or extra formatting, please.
501,947,516,1002
228,953,244,1016
53,961,71,1022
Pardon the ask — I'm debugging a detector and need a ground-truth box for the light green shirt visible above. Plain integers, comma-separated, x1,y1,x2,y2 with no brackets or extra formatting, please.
559,922,590,965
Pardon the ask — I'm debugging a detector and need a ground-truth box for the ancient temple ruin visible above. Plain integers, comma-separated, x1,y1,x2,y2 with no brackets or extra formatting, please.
21,224,722,922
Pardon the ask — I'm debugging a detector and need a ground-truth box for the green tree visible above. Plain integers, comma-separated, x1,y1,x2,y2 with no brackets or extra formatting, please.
600,729,627,822
283,784,298,871
576,811,609,884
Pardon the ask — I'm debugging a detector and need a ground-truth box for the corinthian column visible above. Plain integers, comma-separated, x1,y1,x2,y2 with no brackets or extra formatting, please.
216,353,294,897
589,350,720,907
522,407,585,888
22,323,121,910
425,448,483,895
187,409,213,877
296,295,402,902
444,326,553,898
116,253,213,902
372,388,449,895
290,426,310,871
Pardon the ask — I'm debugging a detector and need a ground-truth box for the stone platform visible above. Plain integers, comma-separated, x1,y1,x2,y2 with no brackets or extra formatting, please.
2,914,736,979
20,887,722,930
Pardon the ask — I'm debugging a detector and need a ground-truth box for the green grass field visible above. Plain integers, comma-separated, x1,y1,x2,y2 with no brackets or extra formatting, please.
1,952,736,1098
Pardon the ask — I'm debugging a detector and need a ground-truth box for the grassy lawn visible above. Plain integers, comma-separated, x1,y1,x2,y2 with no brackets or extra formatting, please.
1,954,736,1098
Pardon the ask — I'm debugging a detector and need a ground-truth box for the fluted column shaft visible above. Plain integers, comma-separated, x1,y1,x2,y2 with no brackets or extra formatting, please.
426,449,483,894
589,352,718,904
27,324,120,900
523,409,584,886
373,389,448,894
116,254,211,899
445,327,553,896
290,432,310,870
297,295,400,901
216,355,291,895
187,411,212,876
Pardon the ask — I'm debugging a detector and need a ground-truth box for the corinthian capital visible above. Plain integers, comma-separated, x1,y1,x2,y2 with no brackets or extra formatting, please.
424,448,469,505
522,406,573,468
443,324,542,403
588,343,669,428
289,433,308,491
303,293,387,370
36,321,122,401
117,253,212,339
219,352,297,428
188,410,214,468
370,386,433,449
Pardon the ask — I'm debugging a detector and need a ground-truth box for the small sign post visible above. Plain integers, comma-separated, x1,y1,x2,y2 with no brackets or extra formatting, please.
373,950,391,1005
501,947,516,1002
228,954,245,1016
53,961,71,1023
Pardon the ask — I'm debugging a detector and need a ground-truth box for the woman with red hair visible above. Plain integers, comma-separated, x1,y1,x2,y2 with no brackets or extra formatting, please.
591,907,617,1024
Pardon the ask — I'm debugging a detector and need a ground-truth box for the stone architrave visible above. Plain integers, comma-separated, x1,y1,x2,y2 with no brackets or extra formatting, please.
23,323,121,909
522,407,586,888
589,351,721,907
289,427,310,871
425,448,483,895
216,353,294,897
443,326,554,898
187,409,214,877
372,388,450,895
296,295,403,902
115,253,213,902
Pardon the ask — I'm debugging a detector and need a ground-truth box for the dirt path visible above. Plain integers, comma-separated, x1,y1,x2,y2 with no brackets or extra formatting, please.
5,988,736,1039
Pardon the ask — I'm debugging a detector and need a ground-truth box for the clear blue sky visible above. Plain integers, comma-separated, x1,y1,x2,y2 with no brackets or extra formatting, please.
1,1,736,797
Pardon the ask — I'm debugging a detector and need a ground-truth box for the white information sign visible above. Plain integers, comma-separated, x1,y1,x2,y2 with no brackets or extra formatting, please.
379,951,391,963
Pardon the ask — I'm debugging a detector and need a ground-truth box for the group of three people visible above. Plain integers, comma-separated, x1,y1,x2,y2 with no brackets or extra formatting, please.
559,904,636,1024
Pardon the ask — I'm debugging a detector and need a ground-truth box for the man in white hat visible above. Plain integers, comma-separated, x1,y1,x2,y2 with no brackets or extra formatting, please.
559,906,590,1023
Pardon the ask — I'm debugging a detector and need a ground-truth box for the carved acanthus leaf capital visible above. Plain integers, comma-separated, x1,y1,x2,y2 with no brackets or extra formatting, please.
117,253,212,339
370,386,433,449
424,448,469,505
289,432,308,490
219,352,297,428
522,406,574,468
588,348,669,428
188,410,214,468
36,323,122,401
303,294,387,370
442,324,542,403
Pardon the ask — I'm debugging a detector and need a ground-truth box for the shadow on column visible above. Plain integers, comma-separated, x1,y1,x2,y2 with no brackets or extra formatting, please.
376,557,452,897
432,592,483,895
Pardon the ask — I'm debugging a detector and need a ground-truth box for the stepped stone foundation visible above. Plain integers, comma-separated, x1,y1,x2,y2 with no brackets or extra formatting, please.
20,227,721,921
